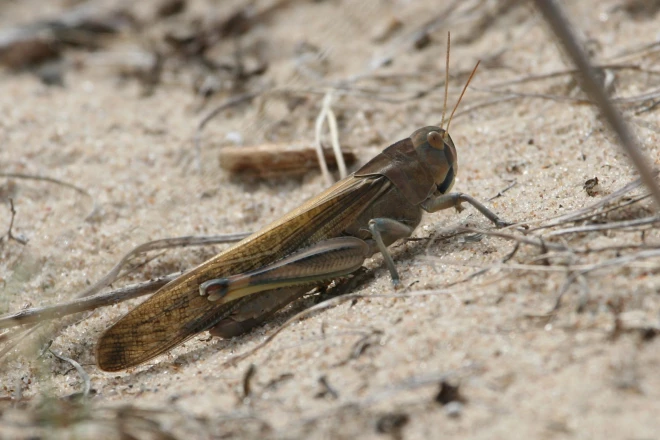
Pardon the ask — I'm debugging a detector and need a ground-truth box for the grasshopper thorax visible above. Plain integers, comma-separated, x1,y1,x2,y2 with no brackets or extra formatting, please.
410,126,457,195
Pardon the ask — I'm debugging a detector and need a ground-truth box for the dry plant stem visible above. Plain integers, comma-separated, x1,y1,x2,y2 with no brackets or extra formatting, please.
2,233,250,324
459,226,660,255
324,95,347,179
49,349,91,397
422,257,573,274
195,91,260,164
534,0,660,208
528,175,649,229
425,249,660,279
313,92,335,185
453,96,519,120
476,86,660,105
609,40,660,62
74,233,249,300
614,86,660,104
0,172,91,198
314,91,347,179
547,214,660,237
484,64,660,90
0,273,177,330
457,227,569,252
0,172,95,218
635,100,660,115
0,233,249,361
197,88,345,181
547,193,652,228
543,249,660,314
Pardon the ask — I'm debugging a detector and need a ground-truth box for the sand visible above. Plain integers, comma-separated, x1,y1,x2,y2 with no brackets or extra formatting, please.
1,0,660,438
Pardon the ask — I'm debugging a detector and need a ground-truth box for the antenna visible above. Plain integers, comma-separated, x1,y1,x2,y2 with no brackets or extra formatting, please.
439,32,450,130
445,60,480,135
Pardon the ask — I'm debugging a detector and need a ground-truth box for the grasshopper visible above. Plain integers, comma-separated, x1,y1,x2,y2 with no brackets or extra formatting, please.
96,54,509,372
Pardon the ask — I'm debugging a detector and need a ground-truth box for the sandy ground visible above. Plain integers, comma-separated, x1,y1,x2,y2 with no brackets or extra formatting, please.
1,0,660,438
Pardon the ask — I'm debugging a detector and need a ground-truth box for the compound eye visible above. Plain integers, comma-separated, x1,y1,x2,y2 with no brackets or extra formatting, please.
437,165,455,194
427,131,445,150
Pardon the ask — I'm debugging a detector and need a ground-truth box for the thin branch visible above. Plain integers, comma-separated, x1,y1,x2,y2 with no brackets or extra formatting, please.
527,175,650,230
547,214,660,237
0,232,249,360
0,233,250,327
456,227,569,252
542,193,652,230
0,273,177,330
75,232,249,300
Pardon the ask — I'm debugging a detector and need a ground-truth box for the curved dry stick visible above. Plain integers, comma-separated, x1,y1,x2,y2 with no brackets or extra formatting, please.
526,175,650,230
0,232,249,361
49,349,91,397
194,91,261,166
0,172,91,198
74,232,250,300
0,172,96,221
0,273,177,330
547,214,660,237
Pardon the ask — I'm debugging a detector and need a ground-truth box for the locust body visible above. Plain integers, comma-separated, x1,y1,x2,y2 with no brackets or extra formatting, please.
96,125,509,372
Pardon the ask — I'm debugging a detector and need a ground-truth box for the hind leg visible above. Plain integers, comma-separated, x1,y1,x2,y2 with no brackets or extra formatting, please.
208,286,309,338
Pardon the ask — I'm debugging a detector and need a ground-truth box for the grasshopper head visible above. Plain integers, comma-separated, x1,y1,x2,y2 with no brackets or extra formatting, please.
410,126,457,195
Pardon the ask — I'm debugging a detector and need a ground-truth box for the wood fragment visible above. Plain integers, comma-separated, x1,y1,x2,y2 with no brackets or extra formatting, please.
219,143,356,178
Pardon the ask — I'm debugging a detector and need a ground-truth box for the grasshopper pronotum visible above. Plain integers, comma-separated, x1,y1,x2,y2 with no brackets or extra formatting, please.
96,38,509,372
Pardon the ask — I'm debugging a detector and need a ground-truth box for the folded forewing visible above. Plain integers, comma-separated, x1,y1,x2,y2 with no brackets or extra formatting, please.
96,175,389,371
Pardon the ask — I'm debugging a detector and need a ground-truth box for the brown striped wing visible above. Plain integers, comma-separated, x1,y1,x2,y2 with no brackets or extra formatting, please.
96,175,389,371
